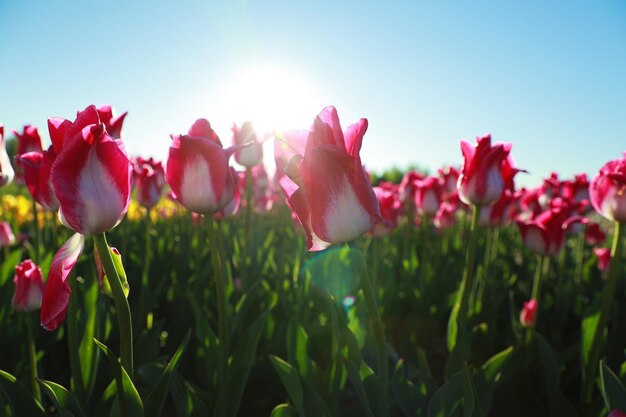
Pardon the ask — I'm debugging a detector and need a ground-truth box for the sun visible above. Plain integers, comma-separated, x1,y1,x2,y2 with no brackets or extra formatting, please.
207,64,325,170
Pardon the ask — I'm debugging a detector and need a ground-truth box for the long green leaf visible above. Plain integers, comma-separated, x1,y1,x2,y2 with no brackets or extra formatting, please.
0,369,45,417
144,330,191,417
270,355,304,412
599,360,626,411
38,379,87,417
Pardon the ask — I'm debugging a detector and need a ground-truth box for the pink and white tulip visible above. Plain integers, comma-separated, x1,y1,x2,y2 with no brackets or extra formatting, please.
0,124,14,186
166,119,238,214
0,221,16,247
97,104,128,139
275,106,381,251
18,147,60,211
520,299,537,328
12,260,44,312
589,153,626,223
133,156,165,209
232,121,263,167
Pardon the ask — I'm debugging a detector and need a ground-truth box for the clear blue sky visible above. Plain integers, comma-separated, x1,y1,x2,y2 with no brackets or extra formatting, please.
1,0,625,186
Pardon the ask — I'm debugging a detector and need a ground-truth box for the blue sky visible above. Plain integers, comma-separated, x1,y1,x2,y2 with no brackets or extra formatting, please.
1,0,624,186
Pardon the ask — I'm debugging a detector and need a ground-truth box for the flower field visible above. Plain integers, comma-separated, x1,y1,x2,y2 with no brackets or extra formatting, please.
0,105,625,417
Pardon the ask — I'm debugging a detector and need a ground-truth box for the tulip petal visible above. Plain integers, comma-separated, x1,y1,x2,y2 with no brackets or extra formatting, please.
317,106,344,148
40,233,85,330
344,118,368,158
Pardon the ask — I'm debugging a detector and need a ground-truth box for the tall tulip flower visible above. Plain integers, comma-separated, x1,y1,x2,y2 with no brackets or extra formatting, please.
457,134,512,206
133,156,165,209
582,152,626,402
12,260,44,312
166,119,238,214
41,104,134,379
0,124,14,186
13,125,44,184
274,106,381,251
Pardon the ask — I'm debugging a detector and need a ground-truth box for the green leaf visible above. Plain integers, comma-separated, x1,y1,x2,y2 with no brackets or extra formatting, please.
391,359,422,417
38,379,87,417
0,369,45,417
599,360,626,411
0,249,22,287
269,355,304,413
270,403,296,417
78,273,101,398
481,346,514,384
94,339,144,417
144,330,191,417
461,363,480,417
428,371,464,417
581,310,601,379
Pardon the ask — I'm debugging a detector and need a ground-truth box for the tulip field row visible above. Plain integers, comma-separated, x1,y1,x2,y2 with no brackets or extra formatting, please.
0,105,625,417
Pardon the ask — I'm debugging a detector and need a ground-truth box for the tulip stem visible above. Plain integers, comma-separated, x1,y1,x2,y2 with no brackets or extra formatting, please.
25,313,41,403
207,218,229,417
93,233,134,379
67,273,85,402
525,255,547,345
456,205,482,321
31,199,40,264
581,221,624,403
352,243,388,417
244,166,253,286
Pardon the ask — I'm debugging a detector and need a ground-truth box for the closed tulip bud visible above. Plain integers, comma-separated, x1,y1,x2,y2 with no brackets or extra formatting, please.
94,246,129,298
589,153,626,223
51,105,132,235
166,119,238,214
232,121,263,167
594,247,611,272
520,299,537,328
457,134,514,206
0,124,14,186
275,106,381,251
13,125,44,184
0,221,16,247
133,157,165,209
18,147,60,211
12,260,44,312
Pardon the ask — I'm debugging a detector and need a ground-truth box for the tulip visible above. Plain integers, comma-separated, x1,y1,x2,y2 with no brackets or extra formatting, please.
457,134,513,206
517,206,582,256
97,104,128,139
589,153,626,222
0,124,14,186
594,247,611,272
585,222,607,246
519,299,537,328
434,201,457,231
562,173,590,204
166,119,238,214
438,166,459,194
40,233,85,331
415,176,442,217
12,125,44,184
371,182,402,237
18,147,59,211
480,190,517,227
274,106,381,251
51,105,132,236
133,156,165,209
0,221,16,247
608,410,626,417
12,260,44,312
232,121,263,167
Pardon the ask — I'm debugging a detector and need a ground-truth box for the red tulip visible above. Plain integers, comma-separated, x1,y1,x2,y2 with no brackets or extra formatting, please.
40,233,85,330
457,134,514,206
562,173,590,204
438,166,459,194
590,153,626,222
520,299,537,328
133,156,165,209
0,124,14,186
12,125,44,184
585,222,607,246
12,260,44,312
480,190,518,227
594,247,611,273
434,201,457,231
166,119,238,214
608,410,626,417
232,121,263,167
371,182,402,237
415,176,442,216
399,170,425,204
51,105,132,235
275,106,381,251
0,221,16,247
97,104,128,139
517,206,581,256
18,147,59,211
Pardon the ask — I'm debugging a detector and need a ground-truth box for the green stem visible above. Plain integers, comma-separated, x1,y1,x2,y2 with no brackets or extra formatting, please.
66,273,85,401
525,255,547,345
32,199,40,264
93,233,134,379
25,313,41,402
456,204,482,325
581,221,624,403
352,244,388,417
207,219,229,417
244,166,253,288
574,231,585,284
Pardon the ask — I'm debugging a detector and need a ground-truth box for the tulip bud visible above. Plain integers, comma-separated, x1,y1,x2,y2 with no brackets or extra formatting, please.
12,260,44,312
594,247,611,273
94,246,129,298
520,299,537,328
0,221,16,247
